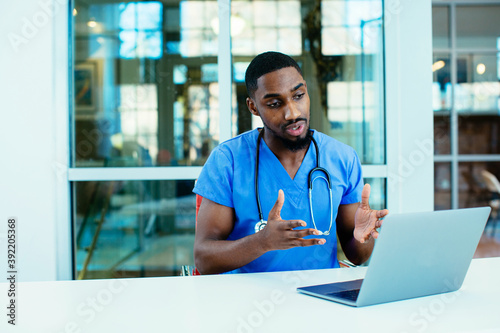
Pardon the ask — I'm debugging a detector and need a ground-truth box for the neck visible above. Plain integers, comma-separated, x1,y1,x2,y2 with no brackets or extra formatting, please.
259,128,311,179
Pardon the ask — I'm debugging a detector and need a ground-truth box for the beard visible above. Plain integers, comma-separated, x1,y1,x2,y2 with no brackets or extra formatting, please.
262,120,312,152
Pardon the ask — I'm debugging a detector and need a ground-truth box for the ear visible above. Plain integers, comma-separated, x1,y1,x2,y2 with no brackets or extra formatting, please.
246,97,259,116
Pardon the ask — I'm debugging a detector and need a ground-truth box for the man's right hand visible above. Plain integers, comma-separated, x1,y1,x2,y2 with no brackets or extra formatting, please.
258,189,326,251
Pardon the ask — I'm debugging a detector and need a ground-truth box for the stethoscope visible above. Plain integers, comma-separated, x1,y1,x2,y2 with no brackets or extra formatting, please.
254,129,334,235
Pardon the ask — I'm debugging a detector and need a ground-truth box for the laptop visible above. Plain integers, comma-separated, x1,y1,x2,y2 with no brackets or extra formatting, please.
297,207,491,307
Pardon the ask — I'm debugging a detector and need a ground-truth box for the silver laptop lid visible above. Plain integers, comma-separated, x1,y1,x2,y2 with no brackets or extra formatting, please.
356,207,491,307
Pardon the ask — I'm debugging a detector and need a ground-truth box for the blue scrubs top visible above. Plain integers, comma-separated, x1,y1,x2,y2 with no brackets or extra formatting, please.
193,129,363,273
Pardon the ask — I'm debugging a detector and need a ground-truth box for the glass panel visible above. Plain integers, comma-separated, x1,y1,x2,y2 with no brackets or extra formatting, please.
461,162,500,258
432,6,449,49
458,115,500,155
434,162,451,210
455,55,500,156
73,0,219,167
459,162,500,258
74,180,196,278
455,53,500,114
458,162,500,209
231,0,385,165
432,54,451,111
456,5,500,49
231,1,302,56
434,115,451,155
363,178,386,211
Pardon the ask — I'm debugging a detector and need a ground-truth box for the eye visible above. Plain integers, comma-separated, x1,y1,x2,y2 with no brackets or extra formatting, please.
294,93,305,100
267,101,281,108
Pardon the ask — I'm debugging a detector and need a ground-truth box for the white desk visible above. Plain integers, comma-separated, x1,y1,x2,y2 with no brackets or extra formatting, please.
2,258,500,333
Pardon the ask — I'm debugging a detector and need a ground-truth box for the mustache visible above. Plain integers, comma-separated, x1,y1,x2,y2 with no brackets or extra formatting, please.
281,118,307,130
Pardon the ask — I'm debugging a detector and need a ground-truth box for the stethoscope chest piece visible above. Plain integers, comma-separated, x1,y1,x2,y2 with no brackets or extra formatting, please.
255,220,267,233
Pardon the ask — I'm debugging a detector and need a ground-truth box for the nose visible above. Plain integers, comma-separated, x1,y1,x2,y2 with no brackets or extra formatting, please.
284,101,301,121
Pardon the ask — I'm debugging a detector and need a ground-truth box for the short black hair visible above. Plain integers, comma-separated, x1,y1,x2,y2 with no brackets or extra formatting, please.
245,51,303,98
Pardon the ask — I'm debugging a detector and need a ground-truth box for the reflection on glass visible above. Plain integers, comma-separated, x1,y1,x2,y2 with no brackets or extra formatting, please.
322,0,384,165
231,1,302,56
118,2,163,59
432,54,451,111
363,178,386,211
179,1,218,57
432,6,449,49
74,180,196,279
118,84,158,166
73,0,219,167
455,54,500,113
434,163,451,210
458,162,500,209
434,115,450,155
233,62,250,83
231,0,385,165
458,115,500,155
173,65,188,84
321,1,382,56
184,83,220,162
456,5,500,49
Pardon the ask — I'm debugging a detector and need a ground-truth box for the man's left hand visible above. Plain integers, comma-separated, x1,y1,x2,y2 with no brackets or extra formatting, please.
353,184,389,243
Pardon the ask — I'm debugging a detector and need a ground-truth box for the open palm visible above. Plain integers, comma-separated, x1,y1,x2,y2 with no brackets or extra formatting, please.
353,184,389,243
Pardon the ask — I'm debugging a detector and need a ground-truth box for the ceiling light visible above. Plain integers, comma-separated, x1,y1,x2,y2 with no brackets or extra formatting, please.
211,15,246,37
432,60,445,72
476,63,486,75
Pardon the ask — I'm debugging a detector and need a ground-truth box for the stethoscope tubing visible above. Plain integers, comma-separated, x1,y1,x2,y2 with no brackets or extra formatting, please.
255,129,333,235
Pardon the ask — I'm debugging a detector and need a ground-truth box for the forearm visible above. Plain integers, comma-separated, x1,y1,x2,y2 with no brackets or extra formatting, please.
194,232,268,274
341,235,374,265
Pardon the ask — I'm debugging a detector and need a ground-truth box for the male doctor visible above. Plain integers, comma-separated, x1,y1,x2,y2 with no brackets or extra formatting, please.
193,51,388,274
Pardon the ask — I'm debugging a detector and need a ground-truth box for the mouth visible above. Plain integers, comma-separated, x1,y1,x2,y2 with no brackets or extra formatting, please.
284,120,306,137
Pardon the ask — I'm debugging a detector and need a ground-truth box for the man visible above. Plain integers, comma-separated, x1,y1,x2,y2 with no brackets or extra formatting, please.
193,51,388,274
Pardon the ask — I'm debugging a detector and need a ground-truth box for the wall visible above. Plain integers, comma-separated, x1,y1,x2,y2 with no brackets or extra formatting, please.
0,0,71,281
385,0,435,213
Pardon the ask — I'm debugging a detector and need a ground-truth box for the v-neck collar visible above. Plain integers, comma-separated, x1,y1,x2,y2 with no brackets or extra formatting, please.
257,129,317,207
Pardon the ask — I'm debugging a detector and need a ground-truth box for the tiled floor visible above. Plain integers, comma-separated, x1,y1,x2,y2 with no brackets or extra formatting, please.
474,234,500,258
474,218,500,258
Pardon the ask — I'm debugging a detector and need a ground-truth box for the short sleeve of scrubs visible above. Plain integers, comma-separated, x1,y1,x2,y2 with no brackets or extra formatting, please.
340,150,364,205
193,147,234,208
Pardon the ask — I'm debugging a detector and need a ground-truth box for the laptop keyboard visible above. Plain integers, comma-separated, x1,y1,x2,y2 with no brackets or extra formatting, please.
327,289,360,301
